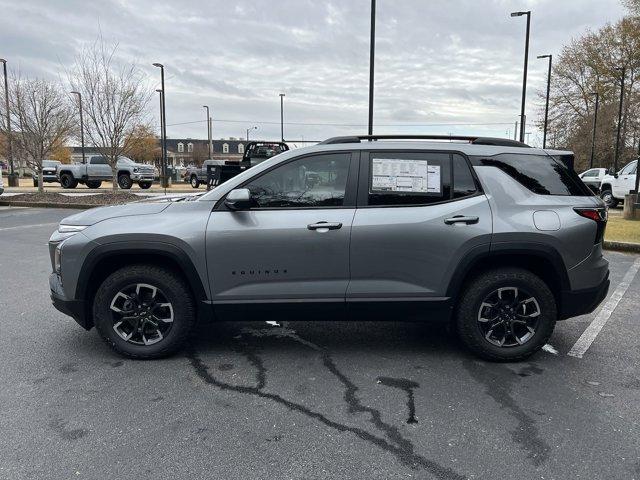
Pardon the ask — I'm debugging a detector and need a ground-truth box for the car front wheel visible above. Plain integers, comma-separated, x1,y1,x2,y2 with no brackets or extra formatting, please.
190,175,200,188
93,265,195,359
456,268,556,361
118,174,133,189
139,182,152,190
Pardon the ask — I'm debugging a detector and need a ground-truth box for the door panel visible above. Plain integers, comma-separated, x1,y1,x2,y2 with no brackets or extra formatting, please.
348,195,492,298
206,209,355,301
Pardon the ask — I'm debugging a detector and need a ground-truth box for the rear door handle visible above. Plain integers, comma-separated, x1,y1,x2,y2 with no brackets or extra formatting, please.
308,222,342,231
444,215,479,225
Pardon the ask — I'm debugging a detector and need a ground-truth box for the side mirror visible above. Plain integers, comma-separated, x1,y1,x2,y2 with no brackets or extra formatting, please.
224,188,252,210
607,168,616,176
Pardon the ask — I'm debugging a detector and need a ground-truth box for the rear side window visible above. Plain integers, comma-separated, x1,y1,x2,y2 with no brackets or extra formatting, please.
453,154,478,198
477,154,592,196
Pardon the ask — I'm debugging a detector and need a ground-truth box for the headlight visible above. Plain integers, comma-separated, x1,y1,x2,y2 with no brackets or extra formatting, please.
54,244,62,273
56,224,87,242
133,167,139,173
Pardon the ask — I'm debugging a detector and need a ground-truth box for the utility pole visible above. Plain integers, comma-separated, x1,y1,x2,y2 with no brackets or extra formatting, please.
279,93,285,142
511,11,531,143
368,0,376,136
70,91,86,164
589,91,600,169
514,121,518,141
153,63,168,189
1,58,16,186
203,105,211,158
614,66,625,173
537,54,552,148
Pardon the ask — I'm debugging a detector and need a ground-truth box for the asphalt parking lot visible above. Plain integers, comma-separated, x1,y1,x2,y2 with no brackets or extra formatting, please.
1,207,639,480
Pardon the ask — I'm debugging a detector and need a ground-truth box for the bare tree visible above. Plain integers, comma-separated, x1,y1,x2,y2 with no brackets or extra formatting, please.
2,75,74,192
69,38,151,191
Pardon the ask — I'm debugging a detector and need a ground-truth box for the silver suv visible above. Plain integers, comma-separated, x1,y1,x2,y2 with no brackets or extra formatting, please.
49,135,610,361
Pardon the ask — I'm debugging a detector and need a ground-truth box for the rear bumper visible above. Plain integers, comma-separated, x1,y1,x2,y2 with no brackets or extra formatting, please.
559,271,610,320
49,273,91,330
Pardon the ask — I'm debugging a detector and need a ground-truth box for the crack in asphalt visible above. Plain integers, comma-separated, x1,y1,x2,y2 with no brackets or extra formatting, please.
463,359,550,466
377,376,420,424
187,325,466,480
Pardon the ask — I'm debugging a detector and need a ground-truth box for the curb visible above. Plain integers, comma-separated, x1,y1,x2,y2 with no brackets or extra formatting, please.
0,201,98,210
603,240,640,254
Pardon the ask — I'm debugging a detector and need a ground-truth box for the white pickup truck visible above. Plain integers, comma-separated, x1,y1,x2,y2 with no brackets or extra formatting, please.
57,156,155,190
599,159,638,208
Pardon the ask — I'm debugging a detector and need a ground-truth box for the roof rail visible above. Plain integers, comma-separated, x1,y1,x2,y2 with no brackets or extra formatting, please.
319,135,530,148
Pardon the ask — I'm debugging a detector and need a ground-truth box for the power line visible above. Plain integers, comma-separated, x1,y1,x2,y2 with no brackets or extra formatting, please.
163,118,516,128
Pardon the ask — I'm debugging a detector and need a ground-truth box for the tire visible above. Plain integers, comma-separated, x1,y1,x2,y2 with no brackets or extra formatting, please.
60,173,78,189
455,268,557,362
86,180,102,189
190,175,200,188
118,174,133,190
600,190,618,209
139,182,152,190
93,265,195,359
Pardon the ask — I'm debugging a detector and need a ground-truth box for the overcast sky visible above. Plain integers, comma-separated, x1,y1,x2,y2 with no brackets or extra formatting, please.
0,0,628,146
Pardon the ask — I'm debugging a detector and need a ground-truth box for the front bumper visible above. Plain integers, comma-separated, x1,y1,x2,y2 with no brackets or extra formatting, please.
131,173,155,181
559,271,610,320
49,273,91,330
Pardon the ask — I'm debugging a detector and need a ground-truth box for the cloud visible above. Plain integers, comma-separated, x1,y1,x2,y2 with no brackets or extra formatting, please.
0,0,626,145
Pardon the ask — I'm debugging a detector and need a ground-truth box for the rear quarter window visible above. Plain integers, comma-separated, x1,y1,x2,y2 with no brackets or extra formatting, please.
474,154,592,196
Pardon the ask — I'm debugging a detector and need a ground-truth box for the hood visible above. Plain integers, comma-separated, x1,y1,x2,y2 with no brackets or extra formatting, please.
60,202,171,227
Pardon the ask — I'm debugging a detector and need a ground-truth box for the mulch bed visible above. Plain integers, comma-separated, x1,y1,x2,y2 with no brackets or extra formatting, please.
0,192,143,207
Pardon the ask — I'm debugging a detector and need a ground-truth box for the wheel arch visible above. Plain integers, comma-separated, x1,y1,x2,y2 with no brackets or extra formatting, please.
446,243,569,315
77,243,210,328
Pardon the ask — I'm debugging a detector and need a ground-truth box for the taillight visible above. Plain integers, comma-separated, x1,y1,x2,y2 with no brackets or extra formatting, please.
574,208,607,244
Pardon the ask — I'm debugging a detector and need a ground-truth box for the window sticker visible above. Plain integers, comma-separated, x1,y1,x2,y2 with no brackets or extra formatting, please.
371,158,441,194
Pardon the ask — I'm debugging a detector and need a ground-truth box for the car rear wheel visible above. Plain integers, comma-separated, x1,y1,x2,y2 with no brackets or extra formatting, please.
139,182,152,190
60,173,78,189
455,268,556,361
86,180,102,189
190,175,200,188
118,174,133,189
600,190,618,208
93,265,195,359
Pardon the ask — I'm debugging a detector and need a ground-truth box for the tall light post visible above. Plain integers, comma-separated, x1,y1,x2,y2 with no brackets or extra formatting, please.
246,126,258,141
203,105,211,158
1,58,16,186
589,91,600,169
152,63,168,188
614,66,626,173
70,91,86,164
511,11,531,143
279,93,285,142
155,89,165,181
537,54,552,148
368,0,376,136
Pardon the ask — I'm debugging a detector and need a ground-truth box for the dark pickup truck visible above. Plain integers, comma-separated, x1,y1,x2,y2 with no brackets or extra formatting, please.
185,142,289,188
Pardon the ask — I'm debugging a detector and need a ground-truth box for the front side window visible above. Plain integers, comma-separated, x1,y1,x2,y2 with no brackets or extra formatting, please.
90,156,107,165
582,169,597,178
620,161,637,175
367,152,452,206
245,153,350,208
477,154,591,196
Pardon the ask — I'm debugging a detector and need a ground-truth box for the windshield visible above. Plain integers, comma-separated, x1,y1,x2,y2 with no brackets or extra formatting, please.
42,160,60,167
117,157,135,165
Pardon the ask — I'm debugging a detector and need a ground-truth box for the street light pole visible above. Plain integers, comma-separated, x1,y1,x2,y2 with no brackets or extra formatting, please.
537,54,552,148
70,91,86,164
589,91,600,169
203,105,211,158
279,93,285,142
614,66,626,173
1,58,15,185
155,89,165,179
511,11,531,143
368,0,376,136
152,63,168,188
246,126,257,141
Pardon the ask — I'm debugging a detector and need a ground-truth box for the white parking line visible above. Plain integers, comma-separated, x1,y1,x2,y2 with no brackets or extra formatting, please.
568,257,640,359
0,222,58,232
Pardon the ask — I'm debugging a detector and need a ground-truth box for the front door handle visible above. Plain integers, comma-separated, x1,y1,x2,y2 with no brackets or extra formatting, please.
308,222,342,231
444,215,479,225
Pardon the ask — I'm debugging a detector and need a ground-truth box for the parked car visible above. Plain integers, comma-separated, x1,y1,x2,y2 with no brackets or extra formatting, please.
57,156,155,190
31,160,62,187
599,159,638,208
49,135,609,361
578,167,607,193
